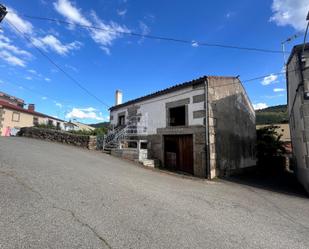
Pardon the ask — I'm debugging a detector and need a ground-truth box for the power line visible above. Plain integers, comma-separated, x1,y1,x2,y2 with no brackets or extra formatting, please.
22,14,287,54
242,71,286,83
6,19,111,109
0,75,71,106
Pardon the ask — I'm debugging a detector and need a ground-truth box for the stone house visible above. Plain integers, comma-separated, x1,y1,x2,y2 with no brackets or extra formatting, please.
107,76,256,179
0,92,66,136
286,43,309,192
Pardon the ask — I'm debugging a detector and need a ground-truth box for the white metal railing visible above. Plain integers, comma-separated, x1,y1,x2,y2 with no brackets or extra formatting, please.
103,114,148,150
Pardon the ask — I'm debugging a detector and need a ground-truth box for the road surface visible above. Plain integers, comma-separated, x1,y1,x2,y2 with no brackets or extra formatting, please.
0,137,309,249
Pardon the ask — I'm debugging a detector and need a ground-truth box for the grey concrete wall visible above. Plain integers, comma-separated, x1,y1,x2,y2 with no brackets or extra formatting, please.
208,77,256,177
287,51,309,192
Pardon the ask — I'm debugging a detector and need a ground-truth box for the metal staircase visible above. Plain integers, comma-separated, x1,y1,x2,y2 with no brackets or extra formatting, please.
102,115,148,153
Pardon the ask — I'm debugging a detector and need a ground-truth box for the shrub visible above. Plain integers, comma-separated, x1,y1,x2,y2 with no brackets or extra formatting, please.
256,125,287,173
34,123,57,130
68,127,107,136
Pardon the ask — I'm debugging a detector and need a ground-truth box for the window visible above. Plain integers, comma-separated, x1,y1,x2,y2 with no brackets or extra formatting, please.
33,117,39,126
169,106,186,126
48,119,53,126
56,122,60,130
140,142,148,150
12,112,20,122
128,141,138,148
118,115,125,126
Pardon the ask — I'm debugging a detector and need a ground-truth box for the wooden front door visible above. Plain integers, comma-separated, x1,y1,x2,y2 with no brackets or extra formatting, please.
164,135,194,175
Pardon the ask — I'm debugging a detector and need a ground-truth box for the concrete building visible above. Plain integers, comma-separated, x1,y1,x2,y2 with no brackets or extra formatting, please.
107,76,256,179
0,92,66,136
286,43,309,192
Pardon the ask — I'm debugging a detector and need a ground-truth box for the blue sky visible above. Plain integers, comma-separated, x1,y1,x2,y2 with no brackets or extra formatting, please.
0,0,308,123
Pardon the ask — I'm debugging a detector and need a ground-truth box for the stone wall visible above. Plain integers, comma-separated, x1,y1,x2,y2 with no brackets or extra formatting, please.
18,127,97,150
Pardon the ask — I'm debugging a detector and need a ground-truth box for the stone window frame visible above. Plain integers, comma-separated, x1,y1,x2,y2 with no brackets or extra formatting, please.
12,112,20,122
165,98,190,128
117,111,126,126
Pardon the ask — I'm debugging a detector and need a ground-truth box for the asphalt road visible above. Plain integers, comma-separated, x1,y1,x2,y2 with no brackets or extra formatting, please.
0,137,309,249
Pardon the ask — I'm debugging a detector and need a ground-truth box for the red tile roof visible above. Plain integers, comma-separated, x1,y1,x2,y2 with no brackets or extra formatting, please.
0,100,64,122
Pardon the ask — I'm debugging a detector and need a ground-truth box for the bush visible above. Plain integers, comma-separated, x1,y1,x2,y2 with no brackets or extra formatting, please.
35,123,57,130
256,125,286,173
68,127,107,136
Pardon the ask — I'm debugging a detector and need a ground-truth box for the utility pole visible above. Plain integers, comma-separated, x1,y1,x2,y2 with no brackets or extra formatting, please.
0,4,7,23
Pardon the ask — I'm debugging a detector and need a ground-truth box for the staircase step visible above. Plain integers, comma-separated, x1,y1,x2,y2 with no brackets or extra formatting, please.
139,159,160,168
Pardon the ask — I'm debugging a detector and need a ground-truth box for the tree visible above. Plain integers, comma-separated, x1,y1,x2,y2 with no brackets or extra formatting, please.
256,126,286,170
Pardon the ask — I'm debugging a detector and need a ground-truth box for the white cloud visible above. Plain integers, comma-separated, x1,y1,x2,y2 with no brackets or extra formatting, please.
3,6,78,66
262,74,278,85
253,103,268,110
274,88,286,92
54,0,130,54
0,33,31,67
5,7,33,34
53,0,91,26
0,50,26,67
191,41,199,47
55,102,63,108
28,69,37,74
0,36,31,57
32,35,82,56
44,77,51,82
117,9,127,17
225,12,235,19
270,0,309,31
41,96,47,100
90,12,130,53
65,64,78,72
66,107,104,121
139,21,150,36
25,76,32,80
138,21,150,44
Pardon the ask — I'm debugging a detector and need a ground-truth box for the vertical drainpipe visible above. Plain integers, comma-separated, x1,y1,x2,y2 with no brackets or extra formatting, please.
204,77,211,179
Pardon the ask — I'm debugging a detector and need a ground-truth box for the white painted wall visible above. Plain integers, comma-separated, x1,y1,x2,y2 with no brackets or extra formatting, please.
110,86,205,135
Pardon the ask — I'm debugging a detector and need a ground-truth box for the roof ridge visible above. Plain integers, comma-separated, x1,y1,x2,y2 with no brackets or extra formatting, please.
110,75,238,110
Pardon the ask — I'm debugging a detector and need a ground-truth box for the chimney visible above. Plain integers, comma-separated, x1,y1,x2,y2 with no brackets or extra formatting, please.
28,104,35,111
115,90,123,105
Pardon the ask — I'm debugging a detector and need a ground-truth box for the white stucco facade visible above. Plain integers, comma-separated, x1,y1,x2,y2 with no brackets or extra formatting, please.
110,86,205,135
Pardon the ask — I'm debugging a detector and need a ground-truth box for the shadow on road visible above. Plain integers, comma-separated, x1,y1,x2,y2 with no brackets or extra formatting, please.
225,170,309,199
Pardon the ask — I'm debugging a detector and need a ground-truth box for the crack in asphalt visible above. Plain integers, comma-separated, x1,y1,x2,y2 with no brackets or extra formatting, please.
52,205,112,249
0,169,112,249
0,170,44,199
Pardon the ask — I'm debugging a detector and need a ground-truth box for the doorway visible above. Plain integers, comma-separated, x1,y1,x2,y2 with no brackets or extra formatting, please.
164,135,194,174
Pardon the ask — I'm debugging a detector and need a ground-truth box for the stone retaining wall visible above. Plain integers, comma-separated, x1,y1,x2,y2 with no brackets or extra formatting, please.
18,127,97,150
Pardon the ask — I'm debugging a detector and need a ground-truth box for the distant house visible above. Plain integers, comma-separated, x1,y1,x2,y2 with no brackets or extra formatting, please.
64,121,95,132
286,43,309,192
107,75,256,179
256,123,291,142
0,92,66,136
